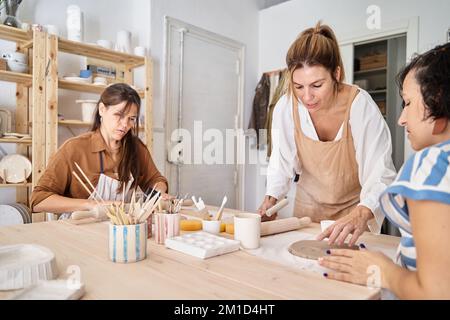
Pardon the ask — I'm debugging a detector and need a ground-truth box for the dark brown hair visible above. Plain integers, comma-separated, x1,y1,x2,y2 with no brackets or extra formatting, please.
91,83,141,190
286,21,345,96
397,42,450,121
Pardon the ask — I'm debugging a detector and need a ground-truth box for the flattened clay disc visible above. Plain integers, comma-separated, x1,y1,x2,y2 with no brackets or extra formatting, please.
288,240,359,260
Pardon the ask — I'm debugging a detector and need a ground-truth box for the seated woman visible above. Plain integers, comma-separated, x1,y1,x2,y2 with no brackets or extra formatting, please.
319,42,450,299
31,83,168,218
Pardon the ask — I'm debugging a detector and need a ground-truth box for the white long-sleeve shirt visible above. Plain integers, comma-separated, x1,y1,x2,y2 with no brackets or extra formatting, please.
266,89,397,233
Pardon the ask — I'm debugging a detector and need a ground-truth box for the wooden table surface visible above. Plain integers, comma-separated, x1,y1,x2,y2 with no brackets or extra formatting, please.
0,209,400,300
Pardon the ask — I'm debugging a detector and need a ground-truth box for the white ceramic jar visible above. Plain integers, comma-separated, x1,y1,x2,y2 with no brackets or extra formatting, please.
66,5,82,42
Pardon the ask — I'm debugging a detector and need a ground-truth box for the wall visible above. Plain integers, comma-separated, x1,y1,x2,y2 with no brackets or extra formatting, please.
259,0,450,72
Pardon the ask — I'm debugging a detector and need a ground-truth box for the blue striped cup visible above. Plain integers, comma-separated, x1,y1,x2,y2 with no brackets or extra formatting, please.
109,222,148,263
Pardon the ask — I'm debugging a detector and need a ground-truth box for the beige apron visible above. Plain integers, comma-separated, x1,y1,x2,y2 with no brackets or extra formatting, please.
292,86,361,222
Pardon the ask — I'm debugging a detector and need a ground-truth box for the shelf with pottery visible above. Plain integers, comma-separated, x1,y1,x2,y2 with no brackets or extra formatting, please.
0,137,32,144
58,38,145,67
58,79,145,98
52,35,153,152
0,70,32,85
0,24,32,44
0,27,51,215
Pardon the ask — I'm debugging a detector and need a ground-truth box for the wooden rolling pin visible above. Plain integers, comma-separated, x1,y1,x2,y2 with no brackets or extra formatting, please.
260,217,311,236
265,198,289,217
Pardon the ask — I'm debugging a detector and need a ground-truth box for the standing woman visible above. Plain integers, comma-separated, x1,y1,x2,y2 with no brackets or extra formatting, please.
31,83,168,217
319,42,450,299
258,22,397,245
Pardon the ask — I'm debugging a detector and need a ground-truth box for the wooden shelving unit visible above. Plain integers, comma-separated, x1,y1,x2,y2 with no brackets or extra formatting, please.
0,138,32,144
0,25,41,211
0,70,32,86
1,24,153,221
54,37,153,152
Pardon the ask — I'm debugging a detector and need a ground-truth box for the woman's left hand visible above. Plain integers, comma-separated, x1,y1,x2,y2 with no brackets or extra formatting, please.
316,205,373,246
318,246,393,288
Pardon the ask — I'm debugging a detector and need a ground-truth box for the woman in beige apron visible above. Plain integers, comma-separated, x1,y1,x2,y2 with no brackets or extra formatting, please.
258,22,396,246
31,84,168,216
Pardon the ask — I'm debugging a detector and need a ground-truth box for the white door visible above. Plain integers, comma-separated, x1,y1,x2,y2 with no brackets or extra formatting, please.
164,17,244,209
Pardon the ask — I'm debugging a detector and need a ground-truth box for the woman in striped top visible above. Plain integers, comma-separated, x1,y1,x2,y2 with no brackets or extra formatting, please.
318,42,450,299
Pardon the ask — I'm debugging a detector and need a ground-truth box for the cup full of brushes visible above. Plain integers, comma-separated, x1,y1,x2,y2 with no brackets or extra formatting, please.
107,188,162,263
154,197,184,244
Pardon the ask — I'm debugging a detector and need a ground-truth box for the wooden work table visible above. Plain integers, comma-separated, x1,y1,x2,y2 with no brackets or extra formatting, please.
0,211,399,300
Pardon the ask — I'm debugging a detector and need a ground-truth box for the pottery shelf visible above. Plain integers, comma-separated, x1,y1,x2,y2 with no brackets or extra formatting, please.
59,79,145,98
0,25,32,43
58,38,145,67
0,70,32,86
0,26,40,209
0,138,32,144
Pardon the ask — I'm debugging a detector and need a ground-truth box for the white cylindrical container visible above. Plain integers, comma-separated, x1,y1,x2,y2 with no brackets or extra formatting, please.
66,5,82,42
109,222,148,263
76,100,97,123
234,213,261,249
154,212,180,244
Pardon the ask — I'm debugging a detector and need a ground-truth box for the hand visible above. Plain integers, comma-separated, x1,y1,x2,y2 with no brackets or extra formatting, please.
316,205,373,246
160,193,174,201
318,245,394,288
257,196,278,222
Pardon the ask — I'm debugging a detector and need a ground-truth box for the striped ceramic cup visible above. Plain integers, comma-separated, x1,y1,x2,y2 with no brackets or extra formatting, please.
109,222,147,263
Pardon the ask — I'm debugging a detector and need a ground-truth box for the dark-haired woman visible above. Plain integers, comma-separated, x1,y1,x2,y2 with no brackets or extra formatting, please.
31,83,168,218
319,43,450,299
258,22,397,246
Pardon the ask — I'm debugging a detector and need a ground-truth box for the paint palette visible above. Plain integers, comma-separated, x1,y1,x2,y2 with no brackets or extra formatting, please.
165,231,240,259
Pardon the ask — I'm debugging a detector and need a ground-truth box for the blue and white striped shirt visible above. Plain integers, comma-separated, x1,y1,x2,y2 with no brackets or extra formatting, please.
380,139,450,270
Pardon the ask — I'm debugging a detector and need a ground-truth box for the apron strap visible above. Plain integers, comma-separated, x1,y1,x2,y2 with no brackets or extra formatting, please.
99,152,104,174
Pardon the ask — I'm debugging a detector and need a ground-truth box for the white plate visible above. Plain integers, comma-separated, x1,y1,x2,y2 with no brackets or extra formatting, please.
10,280,85,300
0,205,24,227
0,244,58,291
0,154,32,183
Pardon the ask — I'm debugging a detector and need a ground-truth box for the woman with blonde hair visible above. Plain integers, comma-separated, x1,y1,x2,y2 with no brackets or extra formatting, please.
258,22,397,245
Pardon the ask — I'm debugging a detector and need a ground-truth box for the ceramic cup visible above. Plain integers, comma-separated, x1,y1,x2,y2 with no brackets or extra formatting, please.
133,46,146,57
234,213,261,249
202,220,221,235
115,30,132,54
76,100,97,123
109,222,148,263
44,25,59,36
154,212,180,244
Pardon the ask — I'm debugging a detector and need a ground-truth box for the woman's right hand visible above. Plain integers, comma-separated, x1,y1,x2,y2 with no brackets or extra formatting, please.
257,195,278,222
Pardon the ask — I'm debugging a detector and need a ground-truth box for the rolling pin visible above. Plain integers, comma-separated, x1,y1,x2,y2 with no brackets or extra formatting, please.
265,198,289,217
260,217,311,236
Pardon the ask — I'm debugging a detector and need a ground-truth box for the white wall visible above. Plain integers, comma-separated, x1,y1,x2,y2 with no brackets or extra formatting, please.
254,0,450,215
259,0,450,73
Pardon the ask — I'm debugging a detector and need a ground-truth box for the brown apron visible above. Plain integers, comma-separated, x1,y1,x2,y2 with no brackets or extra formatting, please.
292,86,361,222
